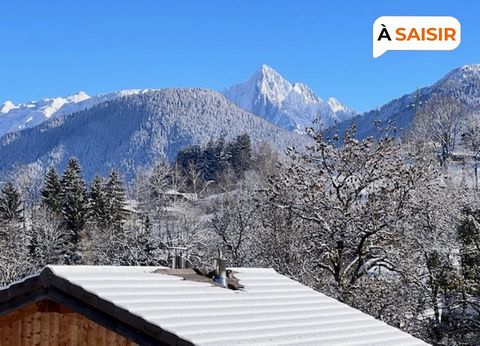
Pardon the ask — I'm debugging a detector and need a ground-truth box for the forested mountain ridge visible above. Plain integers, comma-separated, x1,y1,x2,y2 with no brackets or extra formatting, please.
335,64,480,138
0,65,355,139
0,88,310,179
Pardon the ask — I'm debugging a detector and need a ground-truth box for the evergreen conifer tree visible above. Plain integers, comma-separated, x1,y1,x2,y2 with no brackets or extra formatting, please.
214,136,230,177
0,182,24,246
41,167,62,215
231,134,252,176
176,145,202,170
88,175,109,228
0,182,23,224
201,140,218,181
459,208,480,295
138,215,157,265
105,170,128,230
60,158,87,263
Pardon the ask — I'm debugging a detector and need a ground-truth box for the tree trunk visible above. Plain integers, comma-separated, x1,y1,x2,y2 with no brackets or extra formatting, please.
475,160,478,190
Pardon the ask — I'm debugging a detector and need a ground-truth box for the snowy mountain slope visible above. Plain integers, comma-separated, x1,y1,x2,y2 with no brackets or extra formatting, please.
0,89,310,179
335,64,480,138
0,89,155,138
223,65,356,132
0,65,354,138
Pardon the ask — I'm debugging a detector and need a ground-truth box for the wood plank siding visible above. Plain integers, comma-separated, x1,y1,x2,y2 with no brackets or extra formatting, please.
0,300,137,346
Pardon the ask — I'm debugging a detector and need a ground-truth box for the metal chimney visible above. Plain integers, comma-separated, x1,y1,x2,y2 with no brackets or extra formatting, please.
213,250,227,287
171,255,185,269
169,246,187,269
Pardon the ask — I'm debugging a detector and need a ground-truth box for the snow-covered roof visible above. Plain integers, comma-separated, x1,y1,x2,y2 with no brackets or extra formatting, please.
1,265,428,346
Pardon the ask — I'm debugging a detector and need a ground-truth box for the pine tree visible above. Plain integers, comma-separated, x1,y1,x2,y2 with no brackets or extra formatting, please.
214,136,230,177
41,167,62,215
231,134,252,176
201,140,218,181
0,182,24,246
0,182,23,224
138,215,157,265
105,170,128,230
88,175,109,228
60,158,87,263
176,145,202,170
459,208,480,295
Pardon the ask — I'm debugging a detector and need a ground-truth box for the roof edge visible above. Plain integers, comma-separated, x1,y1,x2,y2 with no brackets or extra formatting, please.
0,267,194,346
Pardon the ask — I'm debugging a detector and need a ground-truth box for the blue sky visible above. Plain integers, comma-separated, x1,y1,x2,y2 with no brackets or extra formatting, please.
1,1,479,112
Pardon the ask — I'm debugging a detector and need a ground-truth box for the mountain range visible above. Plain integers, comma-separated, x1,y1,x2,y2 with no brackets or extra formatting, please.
0,89,309,179
0,65,354,138
1,64,480,179
0,89,156,138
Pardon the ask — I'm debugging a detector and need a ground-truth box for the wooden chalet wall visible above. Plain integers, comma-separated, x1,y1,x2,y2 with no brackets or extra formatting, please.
0,300,137,345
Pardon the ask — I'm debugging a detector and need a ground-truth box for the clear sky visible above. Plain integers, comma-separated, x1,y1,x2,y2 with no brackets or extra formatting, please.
1,1,479,112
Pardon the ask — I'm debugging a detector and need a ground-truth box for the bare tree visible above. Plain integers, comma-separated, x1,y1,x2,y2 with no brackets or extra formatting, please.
170,162,186,194
253,141,280,178
148,160,171,211
0,251,33,286
412,95,466,166
462,113,480,189
210,190,260,266
184,161,203,194
158,204,214,268
28,207,66,266
263,128,426,298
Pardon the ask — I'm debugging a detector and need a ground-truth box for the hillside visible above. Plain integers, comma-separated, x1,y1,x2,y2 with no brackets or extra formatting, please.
0,88,309,179
336,64,480,138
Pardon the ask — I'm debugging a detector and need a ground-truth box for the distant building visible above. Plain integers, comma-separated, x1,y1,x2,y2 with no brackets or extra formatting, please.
0,265,428,345
163,189,198,203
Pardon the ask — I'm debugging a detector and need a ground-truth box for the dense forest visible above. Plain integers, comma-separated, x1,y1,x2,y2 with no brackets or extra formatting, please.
2,98,480,345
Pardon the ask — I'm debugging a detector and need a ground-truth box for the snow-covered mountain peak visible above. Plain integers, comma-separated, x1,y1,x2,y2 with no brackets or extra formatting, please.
67,91,90,102
327,97,347,113
112,88,157,97
457,64,480,73
0,89,159,138
292,82,320,103
256,64,286,82
223,65,356,131
1,101,18,114
438,64,480,84
258,64,279,76
253,64,292,105
41,92,91,118
0,88,171,138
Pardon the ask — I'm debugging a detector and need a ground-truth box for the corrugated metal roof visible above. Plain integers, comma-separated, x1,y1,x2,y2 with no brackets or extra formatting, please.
43,265,428,346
